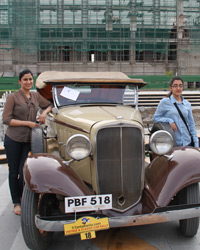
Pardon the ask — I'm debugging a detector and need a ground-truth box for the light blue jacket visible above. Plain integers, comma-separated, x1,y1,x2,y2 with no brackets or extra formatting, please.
153,95,198,147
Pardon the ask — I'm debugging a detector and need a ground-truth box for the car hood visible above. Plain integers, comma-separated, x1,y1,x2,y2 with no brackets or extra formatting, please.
56,105,143,133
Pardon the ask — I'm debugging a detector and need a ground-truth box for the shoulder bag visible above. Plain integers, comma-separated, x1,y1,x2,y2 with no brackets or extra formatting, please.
173,102,194,146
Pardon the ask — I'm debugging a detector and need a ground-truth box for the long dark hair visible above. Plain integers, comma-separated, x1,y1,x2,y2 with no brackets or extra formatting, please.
19,69,33,80
166,76,184,97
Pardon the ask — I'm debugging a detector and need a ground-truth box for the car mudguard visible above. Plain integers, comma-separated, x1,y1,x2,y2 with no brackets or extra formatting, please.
145,147,200,207
23,153,94,196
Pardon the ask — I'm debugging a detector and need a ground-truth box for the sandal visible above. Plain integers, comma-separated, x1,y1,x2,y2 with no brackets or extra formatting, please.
14,204,21,215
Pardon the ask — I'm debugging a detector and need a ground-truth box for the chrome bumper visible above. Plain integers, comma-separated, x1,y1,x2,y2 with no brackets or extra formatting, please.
35,206,200,232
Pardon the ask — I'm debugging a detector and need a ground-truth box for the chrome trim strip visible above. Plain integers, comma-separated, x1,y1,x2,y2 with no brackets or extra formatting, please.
120,127,124,194
52,86,59,108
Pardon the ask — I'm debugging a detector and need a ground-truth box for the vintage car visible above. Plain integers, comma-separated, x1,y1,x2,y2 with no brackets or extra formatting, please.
21,71,200,250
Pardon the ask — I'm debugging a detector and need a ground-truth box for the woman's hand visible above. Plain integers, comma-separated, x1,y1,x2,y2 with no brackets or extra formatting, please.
38,113,46,124
38,106,52,124
27,121,39,128
170,122,178,132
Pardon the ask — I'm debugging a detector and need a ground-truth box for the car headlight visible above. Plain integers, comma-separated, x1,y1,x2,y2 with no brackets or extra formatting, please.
66,134,91,160
150,130,174,155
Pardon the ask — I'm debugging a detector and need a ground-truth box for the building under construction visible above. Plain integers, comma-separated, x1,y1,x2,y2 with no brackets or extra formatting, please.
0,0,200,83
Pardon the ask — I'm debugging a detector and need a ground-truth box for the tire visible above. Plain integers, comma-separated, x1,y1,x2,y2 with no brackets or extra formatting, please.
151,122,177,147
21,185,54,250
178,183,200,237
31,127,44,153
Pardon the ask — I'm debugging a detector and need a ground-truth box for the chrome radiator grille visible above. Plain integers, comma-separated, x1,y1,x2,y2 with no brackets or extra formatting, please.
96,126,143,211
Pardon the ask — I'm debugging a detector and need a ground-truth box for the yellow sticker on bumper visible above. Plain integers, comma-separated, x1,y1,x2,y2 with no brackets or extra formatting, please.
64,216,109,237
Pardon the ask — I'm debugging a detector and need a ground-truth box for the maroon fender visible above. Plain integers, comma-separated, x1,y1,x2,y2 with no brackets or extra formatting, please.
145,147,200,207
23,153,94,196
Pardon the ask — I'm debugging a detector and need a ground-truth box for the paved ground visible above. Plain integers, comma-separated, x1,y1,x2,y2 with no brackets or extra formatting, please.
1,164,200,250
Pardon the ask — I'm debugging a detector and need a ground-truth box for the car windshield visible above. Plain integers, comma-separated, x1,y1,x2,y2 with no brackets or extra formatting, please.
53,84,138,107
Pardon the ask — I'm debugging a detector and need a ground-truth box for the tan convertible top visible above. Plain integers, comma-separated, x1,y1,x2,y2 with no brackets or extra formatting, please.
35,71,146,89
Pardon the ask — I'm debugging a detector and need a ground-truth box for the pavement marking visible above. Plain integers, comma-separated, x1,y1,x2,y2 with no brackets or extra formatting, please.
93,228,158,250
0,178,11,215
10,228,29,250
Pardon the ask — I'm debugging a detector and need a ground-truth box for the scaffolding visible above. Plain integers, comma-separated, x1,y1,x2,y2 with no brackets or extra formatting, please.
0,0,200,76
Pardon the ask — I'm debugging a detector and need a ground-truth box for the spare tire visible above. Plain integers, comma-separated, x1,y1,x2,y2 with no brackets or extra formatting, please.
31,127,44,154
151,122,177,147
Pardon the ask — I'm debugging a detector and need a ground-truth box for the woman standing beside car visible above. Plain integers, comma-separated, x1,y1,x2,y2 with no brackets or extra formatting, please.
153,76,198,148
3,69,52,215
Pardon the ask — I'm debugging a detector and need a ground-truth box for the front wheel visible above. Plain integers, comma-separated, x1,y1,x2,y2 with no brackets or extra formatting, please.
178,183,200,237
21,185,54,250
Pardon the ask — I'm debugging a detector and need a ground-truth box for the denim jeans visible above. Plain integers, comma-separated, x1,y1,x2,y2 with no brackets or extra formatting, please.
4,135,31,204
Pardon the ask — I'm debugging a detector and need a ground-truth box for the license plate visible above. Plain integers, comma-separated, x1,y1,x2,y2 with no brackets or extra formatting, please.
65,194,112,213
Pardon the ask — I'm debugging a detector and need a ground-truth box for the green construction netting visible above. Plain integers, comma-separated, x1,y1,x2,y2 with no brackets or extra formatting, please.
0,0,200,64
0,1,196,53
